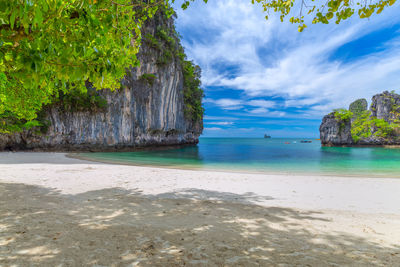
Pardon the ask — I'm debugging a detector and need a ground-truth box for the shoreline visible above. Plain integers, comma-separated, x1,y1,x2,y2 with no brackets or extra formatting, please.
68,152,400,179
1,152,400,265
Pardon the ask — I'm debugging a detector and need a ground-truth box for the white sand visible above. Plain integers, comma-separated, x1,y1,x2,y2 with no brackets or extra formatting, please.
1,152,400,266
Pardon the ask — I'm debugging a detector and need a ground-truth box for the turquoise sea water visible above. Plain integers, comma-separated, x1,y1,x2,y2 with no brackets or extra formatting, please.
79,138,400,177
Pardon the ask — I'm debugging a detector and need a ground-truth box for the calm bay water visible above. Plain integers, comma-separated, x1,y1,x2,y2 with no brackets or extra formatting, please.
80,138,400,177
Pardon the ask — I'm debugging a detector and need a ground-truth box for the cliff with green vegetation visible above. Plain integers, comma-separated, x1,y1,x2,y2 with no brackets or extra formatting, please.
320,91,400,146
0,10,203,151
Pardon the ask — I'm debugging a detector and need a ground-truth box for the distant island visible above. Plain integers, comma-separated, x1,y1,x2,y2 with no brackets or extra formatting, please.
264,134,271,138
320,91,400,146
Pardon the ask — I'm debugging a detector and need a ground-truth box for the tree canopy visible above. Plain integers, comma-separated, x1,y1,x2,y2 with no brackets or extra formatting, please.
0,0,397,133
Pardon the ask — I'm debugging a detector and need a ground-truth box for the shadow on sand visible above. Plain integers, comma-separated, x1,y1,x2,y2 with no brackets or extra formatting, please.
0,182,399,266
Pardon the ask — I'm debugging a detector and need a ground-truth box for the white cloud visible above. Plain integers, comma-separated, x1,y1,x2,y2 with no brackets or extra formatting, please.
175,0,400,118
203,115,240,121
248,107,268,114
204,127,223,131
205,97,277,111
246,109,286,117
208,121,235,125
247,100,276,108
213,98,243,110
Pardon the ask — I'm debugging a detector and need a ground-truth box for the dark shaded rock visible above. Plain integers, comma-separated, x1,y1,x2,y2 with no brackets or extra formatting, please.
319,113,353,146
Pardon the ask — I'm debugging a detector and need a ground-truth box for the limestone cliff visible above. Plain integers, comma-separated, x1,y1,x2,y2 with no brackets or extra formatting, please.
319,113,353,146
0,11,203,151
320,91,400,146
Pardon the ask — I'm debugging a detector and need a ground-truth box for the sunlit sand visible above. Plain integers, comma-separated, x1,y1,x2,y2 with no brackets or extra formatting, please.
1,152,400,266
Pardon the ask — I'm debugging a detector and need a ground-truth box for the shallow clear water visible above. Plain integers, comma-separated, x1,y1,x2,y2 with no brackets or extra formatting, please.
79,138,400,177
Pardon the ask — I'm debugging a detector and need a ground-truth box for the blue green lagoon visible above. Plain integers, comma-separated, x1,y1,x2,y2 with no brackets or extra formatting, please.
79,138,400,177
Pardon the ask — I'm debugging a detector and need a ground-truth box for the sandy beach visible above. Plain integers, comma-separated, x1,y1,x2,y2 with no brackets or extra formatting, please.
1,152,400,266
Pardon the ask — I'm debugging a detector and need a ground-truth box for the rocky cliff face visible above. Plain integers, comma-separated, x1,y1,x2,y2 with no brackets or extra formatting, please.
0,12,203,151
320,91,400,146
319,113,353,146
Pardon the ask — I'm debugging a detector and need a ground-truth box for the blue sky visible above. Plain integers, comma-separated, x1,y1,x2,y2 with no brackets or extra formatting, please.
173,0,400,138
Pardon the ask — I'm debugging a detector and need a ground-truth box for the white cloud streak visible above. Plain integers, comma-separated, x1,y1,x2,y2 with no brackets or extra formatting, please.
204,98,277,111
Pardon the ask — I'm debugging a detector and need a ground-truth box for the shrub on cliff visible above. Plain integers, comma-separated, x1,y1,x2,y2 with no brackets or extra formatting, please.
350,110,373,142
351,111,399,142
349,99,368,117
334,109,353,122
183,60,204,123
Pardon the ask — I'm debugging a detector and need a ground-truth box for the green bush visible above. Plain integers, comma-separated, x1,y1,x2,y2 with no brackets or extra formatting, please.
182,60,204,123
139,74,157,86
350,110,400,142
0,110,49,134
334,109,353,121
57,87,108,113
349,98,367,117
351,110,373,142
143,34,162,50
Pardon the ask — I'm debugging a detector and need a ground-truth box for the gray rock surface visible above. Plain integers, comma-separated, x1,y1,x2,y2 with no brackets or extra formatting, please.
0,13,202,151
370,91,400,123
319,113,353,146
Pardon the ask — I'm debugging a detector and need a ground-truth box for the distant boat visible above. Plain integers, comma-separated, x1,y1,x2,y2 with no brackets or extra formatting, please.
264,134,271,138
300,140,312,143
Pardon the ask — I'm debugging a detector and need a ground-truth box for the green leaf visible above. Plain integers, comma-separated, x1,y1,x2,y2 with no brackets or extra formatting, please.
34,7,43,27
10,9,17,29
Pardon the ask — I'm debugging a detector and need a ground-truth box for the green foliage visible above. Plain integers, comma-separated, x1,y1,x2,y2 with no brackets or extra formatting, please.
150,25,179,66
139,73,157,86
157,49,173,65
351,110,373,142
334,109,353,122
143,33,162,50
373,117,397,138
0,111,38,133
156,26,176,48
349,98,368,117
56,87,108,112
0,0,170,132
182,60,204,123
351,110,400,142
